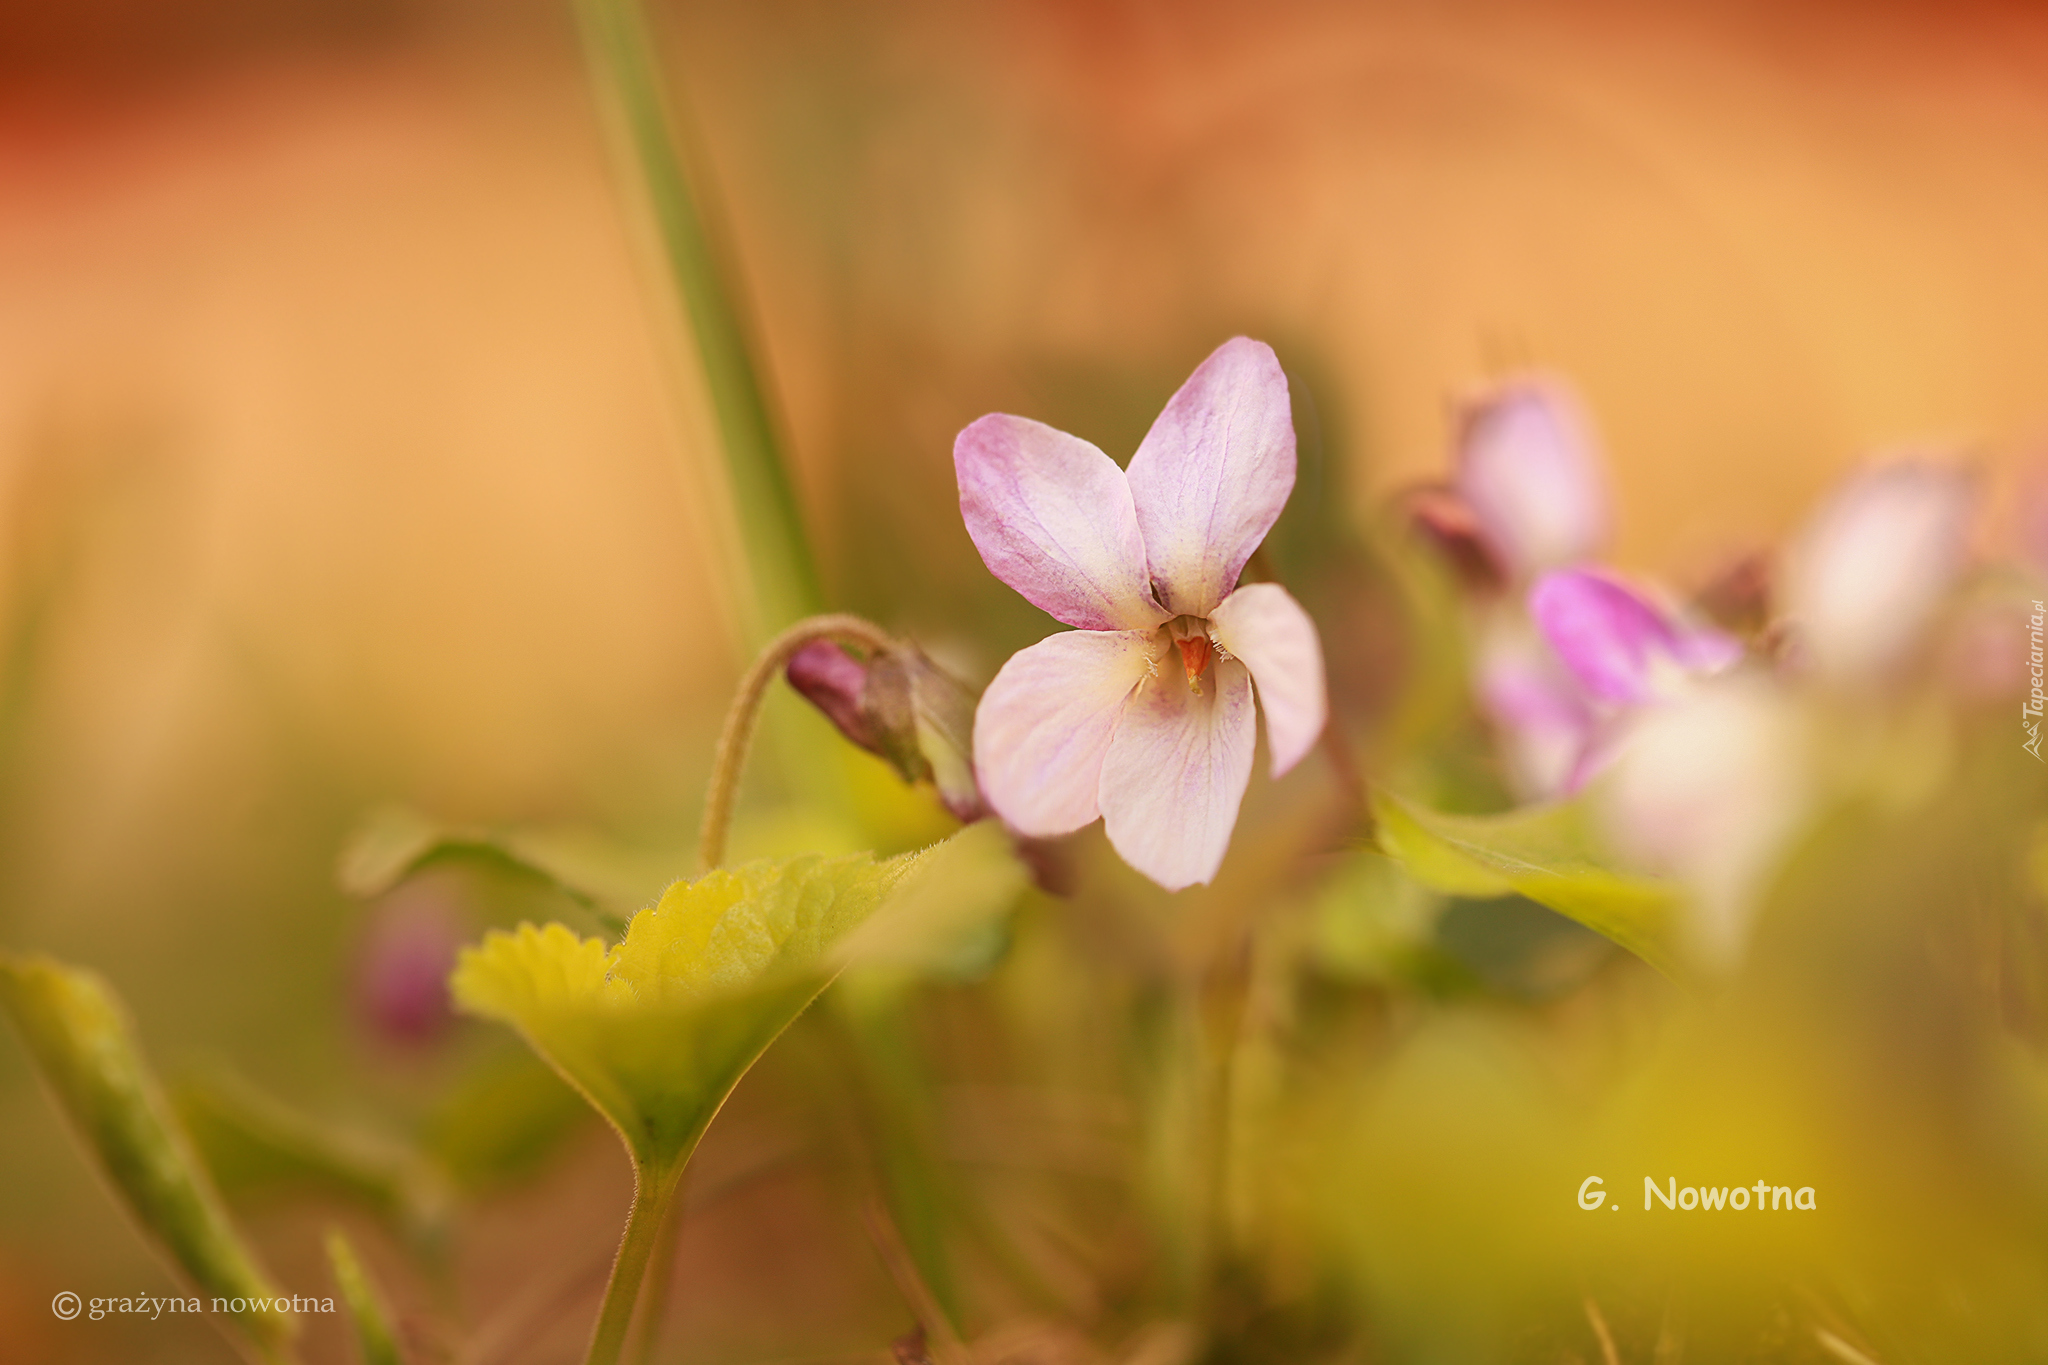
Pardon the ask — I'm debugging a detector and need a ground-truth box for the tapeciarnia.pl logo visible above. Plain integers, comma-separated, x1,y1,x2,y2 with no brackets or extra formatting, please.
2027,599,2045,762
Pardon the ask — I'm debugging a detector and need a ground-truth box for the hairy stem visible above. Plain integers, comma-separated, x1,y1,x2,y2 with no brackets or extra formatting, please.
629,1169,690,1365
697,613,898,874
583,1161,684,1365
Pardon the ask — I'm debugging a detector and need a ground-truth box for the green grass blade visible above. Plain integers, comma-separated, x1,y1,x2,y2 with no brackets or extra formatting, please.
325,1230,405,1365
0,953,297,1363
573,0,821,642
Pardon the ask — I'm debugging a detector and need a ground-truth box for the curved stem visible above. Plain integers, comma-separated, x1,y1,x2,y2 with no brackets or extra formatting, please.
583,1161,684,1365
697,613,898,874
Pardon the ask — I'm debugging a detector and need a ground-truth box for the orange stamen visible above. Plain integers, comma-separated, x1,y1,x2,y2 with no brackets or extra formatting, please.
1176,634,1213,694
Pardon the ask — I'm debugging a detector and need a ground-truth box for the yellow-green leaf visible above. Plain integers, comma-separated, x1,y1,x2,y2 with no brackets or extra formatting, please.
450,849,912,1175
0,953,295,1360
833,821,1028,982
1371,792,1688,978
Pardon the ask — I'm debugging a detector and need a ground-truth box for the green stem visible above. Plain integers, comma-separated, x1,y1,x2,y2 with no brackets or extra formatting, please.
629,1169,689,1365
697,613,897,873
572,0,821,644
583,1160,685,1365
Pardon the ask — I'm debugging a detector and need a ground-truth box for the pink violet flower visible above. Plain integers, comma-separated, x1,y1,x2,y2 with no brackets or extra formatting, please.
956,338,1328,890
1485,568,1742,796
1529,569,1742,707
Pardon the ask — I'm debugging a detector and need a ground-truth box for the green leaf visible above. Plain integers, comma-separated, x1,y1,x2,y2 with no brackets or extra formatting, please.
325,1230,404,1365
0,954,296,1361
1371,792,1688,978
174,1070,449,1243
337,805,677,919
450,849,909,1175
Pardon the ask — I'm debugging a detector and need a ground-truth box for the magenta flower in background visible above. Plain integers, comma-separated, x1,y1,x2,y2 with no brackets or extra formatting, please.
956,338,1328,890
1485,568,1742,795
355,885,467,1045
1437,379,1738,796
1437,378,1625,797
1530,569,1742,707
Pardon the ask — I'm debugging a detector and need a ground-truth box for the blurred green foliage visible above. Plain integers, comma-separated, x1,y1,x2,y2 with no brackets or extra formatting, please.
0,954,298,1362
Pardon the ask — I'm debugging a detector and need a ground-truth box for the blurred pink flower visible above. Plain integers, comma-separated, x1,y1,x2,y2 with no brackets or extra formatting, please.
1453,380,1610,580
1481,569,1741,798
1531,569,1741,705
355,887,466,1045
1782,461,1975,682
957,338,1327,890
1474,622,1597,798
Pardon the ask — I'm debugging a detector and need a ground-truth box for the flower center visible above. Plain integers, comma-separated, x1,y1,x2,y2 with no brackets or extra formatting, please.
1167,616,1214,695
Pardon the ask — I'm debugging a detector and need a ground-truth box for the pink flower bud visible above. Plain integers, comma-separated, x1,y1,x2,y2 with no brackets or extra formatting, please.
1396,482,1506,592
786,640,987,823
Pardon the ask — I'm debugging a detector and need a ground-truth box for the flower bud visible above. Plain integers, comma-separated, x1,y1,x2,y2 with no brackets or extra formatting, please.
355,885,465,1045
787,640,987,822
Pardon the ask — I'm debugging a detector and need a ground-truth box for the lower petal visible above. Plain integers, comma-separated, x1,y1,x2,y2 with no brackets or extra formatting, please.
1208,583,1327,777
1098,657,1256,890
973,630,1161,837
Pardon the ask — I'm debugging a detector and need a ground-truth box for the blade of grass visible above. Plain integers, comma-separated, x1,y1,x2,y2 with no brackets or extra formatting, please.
573,0,821,646
326,1230,406,1365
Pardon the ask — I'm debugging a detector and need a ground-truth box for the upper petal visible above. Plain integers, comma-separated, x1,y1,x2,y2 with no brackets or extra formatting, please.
956,414,1168,631
1453,379,1611,578
973,629,1161,837
1126,338,1296,617
1207,583,1327,777
1098,657,1257,891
